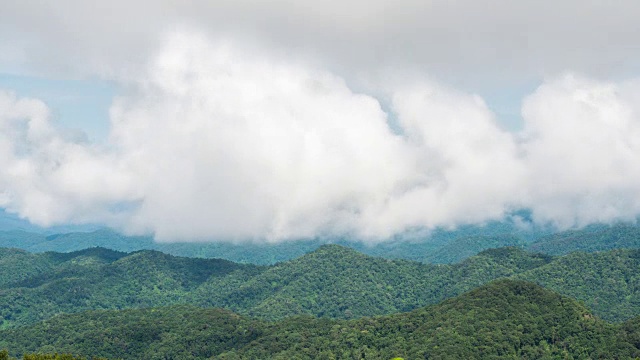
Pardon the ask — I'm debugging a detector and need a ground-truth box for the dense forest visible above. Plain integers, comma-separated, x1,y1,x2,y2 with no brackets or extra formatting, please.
0,280,639,359
0,222,639,358
0,243,639,330
0,350,99,360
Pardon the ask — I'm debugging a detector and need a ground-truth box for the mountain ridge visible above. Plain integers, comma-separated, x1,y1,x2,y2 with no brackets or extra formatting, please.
0,243,639,329
0,280,637,359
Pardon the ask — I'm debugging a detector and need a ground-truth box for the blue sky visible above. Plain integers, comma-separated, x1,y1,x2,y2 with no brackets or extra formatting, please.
0,73,115,143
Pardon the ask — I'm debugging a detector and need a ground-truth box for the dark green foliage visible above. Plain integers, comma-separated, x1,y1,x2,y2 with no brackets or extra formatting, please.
0,244,540,328
0,248,261,328
516,249,640,321
0,306,260,359
0,248,58,287
3,217,640,358
1,244,640,329
1,281,638,359
192,245,551,320
0,349,103,360
231,280,637,359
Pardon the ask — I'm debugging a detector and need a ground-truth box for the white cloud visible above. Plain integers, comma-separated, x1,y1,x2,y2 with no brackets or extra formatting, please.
110,33,417,241
355,82,525,237
0,91,139,227
2,31,640,242
521,74,640,227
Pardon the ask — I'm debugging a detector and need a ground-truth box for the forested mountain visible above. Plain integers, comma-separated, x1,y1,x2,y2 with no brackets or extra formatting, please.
0,244,639,330
0,351,93,360
0,248,261,328
527,223,640,255
420,234,525,263
516,249,640,322
1,224,640,358
191,245,553,320
1,280,638,359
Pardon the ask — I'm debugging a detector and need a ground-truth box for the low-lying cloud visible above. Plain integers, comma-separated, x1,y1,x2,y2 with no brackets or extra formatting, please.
1,31,640,242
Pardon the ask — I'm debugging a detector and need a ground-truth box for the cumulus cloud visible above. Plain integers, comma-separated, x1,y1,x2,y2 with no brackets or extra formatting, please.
0,91,139,226
1,31,640,242
107,32,525,241
109,33,415,241
521,74,640,227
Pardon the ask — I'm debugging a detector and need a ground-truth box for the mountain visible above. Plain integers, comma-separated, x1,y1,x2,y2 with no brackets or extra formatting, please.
0,231,46,250
193,244,552,320
232,280,635,359
0,228,321,264
0,280,637,359
0,215,550,265
3,215,640,267
0,306,260,359
0,244,531,327
420,234,525,263
0,248,260,328
1,243,639,329
0,209,100,234
527,222,640,255
516,248,640,322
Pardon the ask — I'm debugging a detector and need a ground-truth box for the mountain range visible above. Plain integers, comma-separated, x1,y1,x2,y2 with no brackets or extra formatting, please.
0,280,639,359
0,242,638,331
1,221,639,265
0,220,639,358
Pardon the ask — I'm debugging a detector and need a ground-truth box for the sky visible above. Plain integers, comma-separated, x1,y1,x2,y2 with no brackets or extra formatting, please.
1,1,640,242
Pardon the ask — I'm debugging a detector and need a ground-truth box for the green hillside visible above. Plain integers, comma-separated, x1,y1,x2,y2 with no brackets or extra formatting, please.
0,280,638,359
193,245,552,320
0,244,556,328
0,249,261,328
1,244,639,329
516,249,640,321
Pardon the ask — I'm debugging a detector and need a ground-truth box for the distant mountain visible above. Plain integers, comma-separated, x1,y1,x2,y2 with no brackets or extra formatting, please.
420,234,525,263
0,280,637,359
0,210,45,233
0,231,46,251
527,222,640,255
0,207,555,265
0,217,547,265
0,228,322,264
4,207,640,266
0,209,100,234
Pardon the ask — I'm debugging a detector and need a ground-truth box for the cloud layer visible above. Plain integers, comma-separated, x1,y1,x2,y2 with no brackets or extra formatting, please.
3,1,640,86
1,31,640,242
